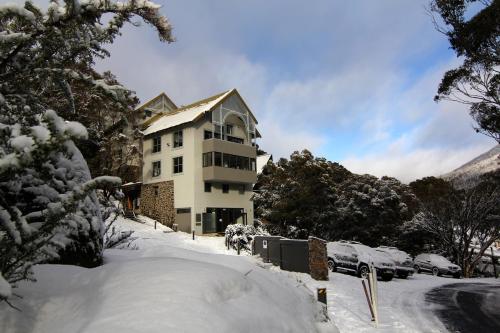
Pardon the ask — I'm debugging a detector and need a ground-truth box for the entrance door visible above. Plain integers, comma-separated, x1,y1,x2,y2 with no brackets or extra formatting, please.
206,208,245,233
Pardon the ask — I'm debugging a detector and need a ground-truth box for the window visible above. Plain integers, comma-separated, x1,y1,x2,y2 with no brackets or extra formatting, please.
152,136,161,153
226,124,233,135
204,130,213,140
144,110,152,118
173,130,183,148
214,126,221,139
227,135,244,144
152,161,161,177
154,186,159,196
222,184,229,193
250,158,256,171
214,152,222,166
173,156,183,174
202,152,213,167
238,184,245,194
204,182,212,193
176,208,191,214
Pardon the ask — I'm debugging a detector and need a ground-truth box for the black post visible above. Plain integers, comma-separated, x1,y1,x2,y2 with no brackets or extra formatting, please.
192,231,195,240
237,242,240,255
227,237,230,250
491,247,498,278
154,221,156,230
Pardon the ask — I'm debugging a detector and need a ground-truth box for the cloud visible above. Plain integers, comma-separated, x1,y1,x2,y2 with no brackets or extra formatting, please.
77,0,500,178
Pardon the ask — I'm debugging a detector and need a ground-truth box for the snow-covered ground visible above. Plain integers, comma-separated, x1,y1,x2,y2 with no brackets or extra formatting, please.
3,215,498,333
0,216,333,333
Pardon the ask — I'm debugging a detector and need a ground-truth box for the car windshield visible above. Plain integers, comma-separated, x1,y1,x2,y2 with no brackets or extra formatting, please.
430,254,452,265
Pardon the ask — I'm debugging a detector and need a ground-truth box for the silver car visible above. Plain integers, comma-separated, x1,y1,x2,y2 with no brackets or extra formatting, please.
413,253,461,278
375,246,414,279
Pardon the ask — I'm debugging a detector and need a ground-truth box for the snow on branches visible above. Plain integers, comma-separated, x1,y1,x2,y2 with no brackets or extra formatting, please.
0,110,122,301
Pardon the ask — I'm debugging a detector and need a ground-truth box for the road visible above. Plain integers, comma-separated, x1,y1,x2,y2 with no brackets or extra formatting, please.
426,283,500,333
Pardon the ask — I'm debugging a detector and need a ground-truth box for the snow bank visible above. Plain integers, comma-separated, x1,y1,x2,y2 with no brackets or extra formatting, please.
0,216,326,333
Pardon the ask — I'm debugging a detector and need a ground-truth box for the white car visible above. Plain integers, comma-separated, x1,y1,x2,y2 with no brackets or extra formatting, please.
375,246,414,279
327,241,396,281
413,253,461,278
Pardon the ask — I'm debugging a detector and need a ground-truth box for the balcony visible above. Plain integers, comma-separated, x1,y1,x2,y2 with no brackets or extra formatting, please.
203,138,256,158
203,166,257,184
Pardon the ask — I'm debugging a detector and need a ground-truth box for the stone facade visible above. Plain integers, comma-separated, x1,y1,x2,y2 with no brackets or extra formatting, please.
308,237,329,281
141,181,175,227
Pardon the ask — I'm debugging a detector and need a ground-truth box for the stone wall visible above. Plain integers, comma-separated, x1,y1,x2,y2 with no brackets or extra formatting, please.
308,237,329,281
141,181,175,227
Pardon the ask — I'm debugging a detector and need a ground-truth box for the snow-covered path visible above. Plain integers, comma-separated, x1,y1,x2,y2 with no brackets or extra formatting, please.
0,216,333,333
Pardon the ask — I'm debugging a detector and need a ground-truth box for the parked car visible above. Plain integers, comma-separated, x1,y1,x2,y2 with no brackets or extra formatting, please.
327,241,396,281
413,253,461,278
375,246,414,279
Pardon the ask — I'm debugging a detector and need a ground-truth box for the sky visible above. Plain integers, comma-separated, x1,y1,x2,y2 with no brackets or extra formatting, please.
22,0,498,183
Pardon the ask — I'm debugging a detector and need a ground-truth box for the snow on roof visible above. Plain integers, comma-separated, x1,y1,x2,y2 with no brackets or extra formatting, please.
256,154,272,174
143,89,233,136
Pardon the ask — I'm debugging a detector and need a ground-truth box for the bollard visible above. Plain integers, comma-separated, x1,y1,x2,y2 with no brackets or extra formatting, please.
317,288,327,305
154,221,156,230
227,238,230,250
192,231,195,240
237,242,240,255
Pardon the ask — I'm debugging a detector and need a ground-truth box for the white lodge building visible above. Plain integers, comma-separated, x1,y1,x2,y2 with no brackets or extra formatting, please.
139,89,260,234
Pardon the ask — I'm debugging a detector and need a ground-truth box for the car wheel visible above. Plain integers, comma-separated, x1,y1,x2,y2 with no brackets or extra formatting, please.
453,273,461,279
398,272,408,279
432,267,440,276
414,265,421,274
328,259,336,272
358,265,370,279
382,274,393,282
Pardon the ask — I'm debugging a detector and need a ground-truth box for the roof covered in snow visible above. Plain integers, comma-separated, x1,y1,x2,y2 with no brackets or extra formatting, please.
256,154,272,174
143,89,257,136
143,90,231,136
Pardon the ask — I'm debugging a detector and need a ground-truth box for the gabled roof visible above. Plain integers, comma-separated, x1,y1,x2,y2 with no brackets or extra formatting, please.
137,92,177,112
143,88,258,136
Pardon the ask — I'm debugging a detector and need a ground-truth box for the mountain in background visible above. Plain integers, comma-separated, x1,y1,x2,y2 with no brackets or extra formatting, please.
442,144,500,185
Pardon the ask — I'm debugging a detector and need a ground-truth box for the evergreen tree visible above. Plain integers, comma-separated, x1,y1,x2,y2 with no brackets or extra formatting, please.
431,0,500,142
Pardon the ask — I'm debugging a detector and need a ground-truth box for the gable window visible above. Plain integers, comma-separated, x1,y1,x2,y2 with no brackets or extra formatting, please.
222,184,229,193
152,136,161,153
173,156,183,174
204,182,212,193
204,130,213,140
226,124,233,135
152,161,161,177
202,152,213,167
173,130,183,148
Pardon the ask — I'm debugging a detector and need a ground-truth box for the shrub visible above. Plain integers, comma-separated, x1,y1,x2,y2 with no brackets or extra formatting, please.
225,224,267,252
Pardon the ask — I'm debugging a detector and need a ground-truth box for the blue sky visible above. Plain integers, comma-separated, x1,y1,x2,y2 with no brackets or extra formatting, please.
25,0,497,182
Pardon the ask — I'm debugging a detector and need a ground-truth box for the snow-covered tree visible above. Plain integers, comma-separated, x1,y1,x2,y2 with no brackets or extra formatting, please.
0,0,173,301
0,109,121,297
254,150,417,246
409,173,500,277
